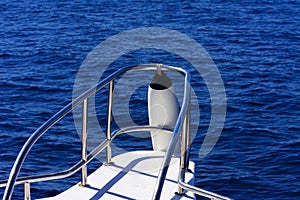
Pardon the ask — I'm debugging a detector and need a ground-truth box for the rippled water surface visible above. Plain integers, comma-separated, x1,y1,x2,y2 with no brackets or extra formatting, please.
0,1,299,199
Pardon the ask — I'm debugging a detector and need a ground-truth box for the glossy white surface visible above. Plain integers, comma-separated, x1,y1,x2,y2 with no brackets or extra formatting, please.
39,151,195,200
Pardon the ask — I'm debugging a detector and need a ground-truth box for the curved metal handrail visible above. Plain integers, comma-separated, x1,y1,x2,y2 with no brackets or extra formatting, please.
1,64,186,200
152,66,191,199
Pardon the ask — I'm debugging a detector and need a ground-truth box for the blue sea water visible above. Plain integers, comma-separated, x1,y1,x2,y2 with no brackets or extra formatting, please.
0,0,299,199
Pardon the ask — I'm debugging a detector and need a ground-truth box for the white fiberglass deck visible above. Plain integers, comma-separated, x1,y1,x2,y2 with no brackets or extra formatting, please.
39,151,195,200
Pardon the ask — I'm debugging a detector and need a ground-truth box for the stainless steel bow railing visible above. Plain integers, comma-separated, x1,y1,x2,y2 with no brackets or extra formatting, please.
0,64,231,200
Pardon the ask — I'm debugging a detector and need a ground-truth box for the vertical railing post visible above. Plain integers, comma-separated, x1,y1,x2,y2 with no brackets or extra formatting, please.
178,87,191,194
81,98,88,186
106,80,114,164
24,182,30,200
183,100,191,169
